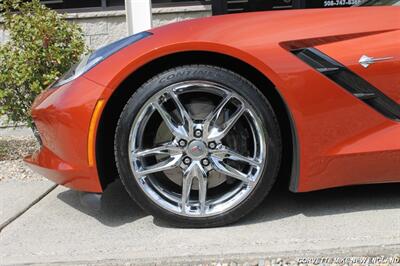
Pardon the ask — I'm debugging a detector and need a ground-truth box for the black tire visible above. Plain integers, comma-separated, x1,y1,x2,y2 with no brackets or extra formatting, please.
114,65,282,227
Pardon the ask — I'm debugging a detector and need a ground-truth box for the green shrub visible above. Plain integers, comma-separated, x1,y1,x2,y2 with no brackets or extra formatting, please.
0,0,86,127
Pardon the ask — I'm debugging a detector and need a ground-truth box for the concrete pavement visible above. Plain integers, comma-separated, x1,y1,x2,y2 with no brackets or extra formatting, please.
0,179,56,230
1,180,399,265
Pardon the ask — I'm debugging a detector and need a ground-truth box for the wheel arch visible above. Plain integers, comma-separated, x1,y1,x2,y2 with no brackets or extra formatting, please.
95,51,299,192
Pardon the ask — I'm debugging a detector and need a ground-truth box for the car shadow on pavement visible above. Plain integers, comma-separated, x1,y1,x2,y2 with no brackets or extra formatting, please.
57,180,146,227
57,179,400,228
238,181,400,226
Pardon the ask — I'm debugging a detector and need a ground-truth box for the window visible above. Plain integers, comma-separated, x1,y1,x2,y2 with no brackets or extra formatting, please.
40,0,207,11
106,0,124,6
41,0,104,9
152,0,209,5
222,0,292,14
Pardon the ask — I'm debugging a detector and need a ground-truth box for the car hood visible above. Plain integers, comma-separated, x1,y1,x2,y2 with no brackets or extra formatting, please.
149,7,399,45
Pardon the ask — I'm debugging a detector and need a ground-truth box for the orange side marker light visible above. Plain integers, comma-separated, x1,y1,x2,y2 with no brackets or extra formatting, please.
88,99,105,167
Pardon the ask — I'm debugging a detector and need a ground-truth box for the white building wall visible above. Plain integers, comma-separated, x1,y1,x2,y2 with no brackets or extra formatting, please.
0,5,211,49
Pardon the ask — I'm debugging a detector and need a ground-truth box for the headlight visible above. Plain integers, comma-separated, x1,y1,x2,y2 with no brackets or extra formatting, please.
52,31,152,88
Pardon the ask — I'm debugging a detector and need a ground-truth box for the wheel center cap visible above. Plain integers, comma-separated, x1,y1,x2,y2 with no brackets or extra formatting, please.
187,141,207,159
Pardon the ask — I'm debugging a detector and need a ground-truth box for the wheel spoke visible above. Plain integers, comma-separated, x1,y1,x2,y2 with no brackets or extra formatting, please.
211,148,261,168
181,165,195,214
204,93,232,135
218,105,245,138
211,157,254,184
169,91,193,137
152,101,188,139
137,155,182,176
181,163,208,214
197,167,208,215
134,143,182,157
205,94,246,140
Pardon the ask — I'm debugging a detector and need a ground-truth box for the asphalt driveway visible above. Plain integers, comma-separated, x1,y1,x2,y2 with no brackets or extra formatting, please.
1,178,400,265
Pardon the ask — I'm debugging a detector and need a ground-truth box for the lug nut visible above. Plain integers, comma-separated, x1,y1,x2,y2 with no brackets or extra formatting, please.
208,141,217,149
201,158,210,166
178,139,187,147
194,129,202,138
183,157,192,165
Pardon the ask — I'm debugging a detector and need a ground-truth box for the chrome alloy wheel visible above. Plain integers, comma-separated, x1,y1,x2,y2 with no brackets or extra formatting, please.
128,81,267,217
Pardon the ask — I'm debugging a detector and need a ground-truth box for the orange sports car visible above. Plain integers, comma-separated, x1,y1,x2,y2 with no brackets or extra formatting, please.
25,0,400,227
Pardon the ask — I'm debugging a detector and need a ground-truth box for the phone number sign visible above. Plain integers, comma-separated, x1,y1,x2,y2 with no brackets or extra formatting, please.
323,0,363,6
304,0,364,8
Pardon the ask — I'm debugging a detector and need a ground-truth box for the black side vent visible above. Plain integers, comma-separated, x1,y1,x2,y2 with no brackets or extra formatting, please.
292,48,400,121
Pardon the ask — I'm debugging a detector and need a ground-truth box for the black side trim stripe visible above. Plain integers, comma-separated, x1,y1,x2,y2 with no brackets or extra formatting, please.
292,48,400,121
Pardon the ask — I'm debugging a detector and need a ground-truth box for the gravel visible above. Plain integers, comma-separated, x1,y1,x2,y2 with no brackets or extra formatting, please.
0,159,44,182
0,136,39,161
0,133,43,182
